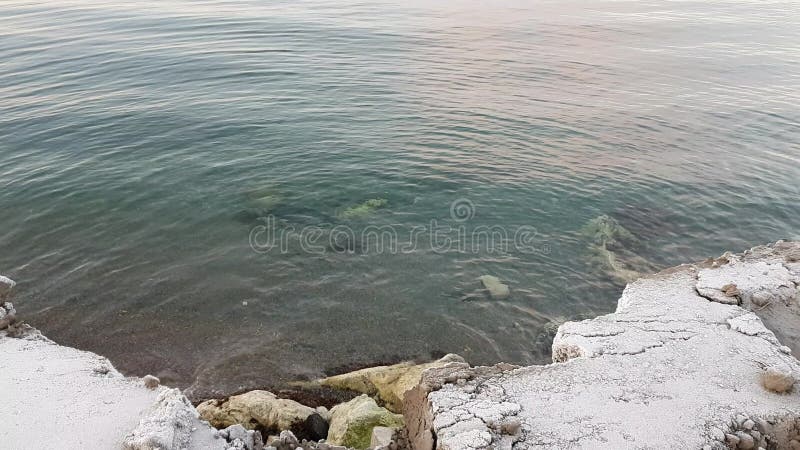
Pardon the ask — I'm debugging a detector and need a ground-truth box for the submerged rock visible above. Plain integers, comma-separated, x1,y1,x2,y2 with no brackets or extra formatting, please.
197,390,322,440
319,354,465,413
581,215,654,283
245,186,284,212
327,395,403,449
338,199,388,220
478,275,510,300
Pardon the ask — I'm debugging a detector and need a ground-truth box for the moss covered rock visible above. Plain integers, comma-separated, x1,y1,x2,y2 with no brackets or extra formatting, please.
319,354,464,413
327,395,404,449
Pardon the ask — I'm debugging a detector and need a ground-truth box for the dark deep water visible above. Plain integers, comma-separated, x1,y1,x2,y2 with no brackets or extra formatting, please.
1,0,798,398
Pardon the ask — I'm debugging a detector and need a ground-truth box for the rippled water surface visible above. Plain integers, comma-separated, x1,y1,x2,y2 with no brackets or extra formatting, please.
1,0,799,398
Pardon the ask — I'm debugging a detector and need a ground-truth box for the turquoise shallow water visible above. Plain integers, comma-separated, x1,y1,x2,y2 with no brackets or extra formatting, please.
1,0,799,398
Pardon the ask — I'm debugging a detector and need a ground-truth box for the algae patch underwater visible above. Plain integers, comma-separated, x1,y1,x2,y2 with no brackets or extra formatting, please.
338,198,388,220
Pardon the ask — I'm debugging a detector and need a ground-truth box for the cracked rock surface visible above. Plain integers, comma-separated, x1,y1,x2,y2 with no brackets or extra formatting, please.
408,242,800,449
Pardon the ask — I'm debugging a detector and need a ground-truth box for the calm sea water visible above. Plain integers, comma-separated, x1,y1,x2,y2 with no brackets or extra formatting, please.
1,0,799,399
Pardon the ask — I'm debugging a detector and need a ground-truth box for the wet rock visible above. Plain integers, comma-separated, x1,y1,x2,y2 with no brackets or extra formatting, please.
327,395,403,449
478,275,510,300
197,390,318,438
0,275,15,300
0,301,17,330
319,354,465,413
143,375,160,390
760,367,795,393
736,431,755,449
300,412,329,441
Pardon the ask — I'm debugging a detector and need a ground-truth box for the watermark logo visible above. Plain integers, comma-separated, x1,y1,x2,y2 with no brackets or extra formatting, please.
450,198,475,222
249,199,549,255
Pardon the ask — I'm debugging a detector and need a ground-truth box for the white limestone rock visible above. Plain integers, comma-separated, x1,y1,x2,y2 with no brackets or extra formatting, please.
0,275,15,300
696,257,796,307
122,388,225,450
409,244,800,449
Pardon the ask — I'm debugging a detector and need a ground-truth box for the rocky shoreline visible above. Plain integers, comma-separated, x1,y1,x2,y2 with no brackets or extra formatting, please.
2,241,799,449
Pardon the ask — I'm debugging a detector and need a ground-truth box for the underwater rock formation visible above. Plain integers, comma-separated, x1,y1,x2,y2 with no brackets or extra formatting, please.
338,199,388,220
581,214,656,283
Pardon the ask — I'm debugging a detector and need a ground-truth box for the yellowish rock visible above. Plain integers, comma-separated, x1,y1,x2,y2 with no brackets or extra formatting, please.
319,354,464,413
196,390,316,431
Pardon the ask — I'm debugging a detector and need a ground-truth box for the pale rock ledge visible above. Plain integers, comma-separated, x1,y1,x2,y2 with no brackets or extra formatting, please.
404,241,800,450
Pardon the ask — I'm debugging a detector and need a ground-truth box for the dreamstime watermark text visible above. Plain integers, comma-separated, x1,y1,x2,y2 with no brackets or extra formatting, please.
249,199,549,255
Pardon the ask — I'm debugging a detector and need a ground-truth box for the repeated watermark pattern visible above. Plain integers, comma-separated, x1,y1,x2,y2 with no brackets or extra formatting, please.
249,199,550,255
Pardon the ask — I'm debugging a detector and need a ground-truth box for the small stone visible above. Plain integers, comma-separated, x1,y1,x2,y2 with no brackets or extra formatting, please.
370,426,396,448
143,374,160,389
735,414,748,427
750,430,761,441
754,418,768,433
280,430,299,446
721,283,740,298
226,424,250,442
760,367,795,393
710,427,725,441
750,291,772,307
725,434,740,446
737,432,755,450
743,419,755,430
501,419,522,435
780,346,792,354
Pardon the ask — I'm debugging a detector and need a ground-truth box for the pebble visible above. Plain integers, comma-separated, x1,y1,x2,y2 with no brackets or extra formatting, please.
725,434,740,446
736,432,755,450
143,374,160,389
760,367,796,393
743,419,755,430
